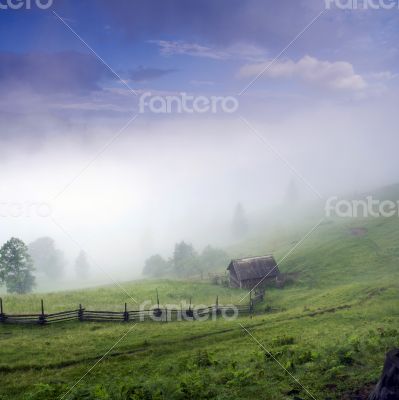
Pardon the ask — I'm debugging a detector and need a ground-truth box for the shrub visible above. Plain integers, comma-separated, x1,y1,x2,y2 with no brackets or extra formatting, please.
273,336,295,346
195,350,213,368
118,384,154,400
348,336,361,352
294,350,314,365
24,384,61,400
68,388,92,399
229,369,254,387
284,360,295,371
91,385,110,399
378,327,398,337
337,349,355,366
327,365,346,379
264,351,282,362
178,373,216,399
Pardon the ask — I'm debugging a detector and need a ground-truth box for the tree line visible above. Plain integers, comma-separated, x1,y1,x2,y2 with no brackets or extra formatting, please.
141,202,251,279
0,237,90,294
142,242,230,279
0,203,251,293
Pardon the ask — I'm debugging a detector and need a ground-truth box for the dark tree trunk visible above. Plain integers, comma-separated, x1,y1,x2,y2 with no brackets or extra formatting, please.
369,349,399,400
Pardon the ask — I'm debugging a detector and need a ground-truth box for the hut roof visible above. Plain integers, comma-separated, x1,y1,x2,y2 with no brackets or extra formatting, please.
227,255,279,281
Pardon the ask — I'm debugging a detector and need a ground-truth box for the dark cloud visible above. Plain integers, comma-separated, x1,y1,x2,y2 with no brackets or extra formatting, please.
128,66,176,82
0,51,112,94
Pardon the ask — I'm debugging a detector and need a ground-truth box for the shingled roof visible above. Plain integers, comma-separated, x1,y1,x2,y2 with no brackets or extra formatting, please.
227,255,279,281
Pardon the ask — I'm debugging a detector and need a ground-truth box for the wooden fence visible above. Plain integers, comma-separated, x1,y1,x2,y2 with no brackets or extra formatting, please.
0,291,265,326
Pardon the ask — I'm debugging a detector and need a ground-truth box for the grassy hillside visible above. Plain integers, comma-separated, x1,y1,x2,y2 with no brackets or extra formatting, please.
0,215,398,399
0,280,244,314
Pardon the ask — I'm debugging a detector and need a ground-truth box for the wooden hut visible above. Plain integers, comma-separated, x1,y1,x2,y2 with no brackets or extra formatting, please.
227,256,280,289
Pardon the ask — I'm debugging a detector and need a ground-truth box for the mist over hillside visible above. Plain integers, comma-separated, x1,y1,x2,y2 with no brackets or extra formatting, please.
1,112,398,287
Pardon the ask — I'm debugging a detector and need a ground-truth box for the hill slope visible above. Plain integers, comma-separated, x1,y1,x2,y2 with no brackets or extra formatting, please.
0,215,398,399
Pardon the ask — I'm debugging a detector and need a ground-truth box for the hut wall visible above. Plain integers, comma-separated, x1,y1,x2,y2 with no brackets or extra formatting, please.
240,278,274,290
229,270,241,288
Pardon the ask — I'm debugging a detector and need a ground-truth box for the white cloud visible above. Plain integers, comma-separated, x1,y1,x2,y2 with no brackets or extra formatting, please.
149,40,266,61
367,71,397,81
190,80,215,86
239,55,367,91
149,40,227,59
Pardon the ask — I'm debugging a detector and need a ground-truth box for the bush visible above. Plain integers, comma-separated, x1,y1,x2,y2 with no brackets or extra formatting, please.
264,351,282,362
284,360,295,371
225,368,254,387
337,349,355,366
178,373,216,399
348,335,361,352
378,327,398,337
24,384,62,400
195,350,213,368
69,388,95,399
327,365,346,379
273,336,295,346
294,350,314,365
118,385,154,400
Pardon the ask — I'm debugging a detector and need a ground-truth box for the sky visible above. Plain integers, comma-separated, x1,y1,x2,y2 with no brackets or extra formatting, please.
0,0,398,284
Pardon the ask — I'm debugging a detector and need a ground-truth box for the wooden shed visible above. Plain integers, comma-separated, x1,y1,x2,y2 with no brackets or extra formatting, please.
227,255,280,289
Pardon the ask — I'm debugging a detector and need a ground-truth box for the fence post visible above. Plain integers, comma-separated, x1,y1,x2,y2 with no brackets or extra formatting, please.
0,298,4,323
124,303,129,322
165,307,168,323
154,289,162,320
156,289,160,309
249,292,254,316
191,297,195,319
39,299,46,325
215,295,220,316
191,298,196,320
78,304,84,321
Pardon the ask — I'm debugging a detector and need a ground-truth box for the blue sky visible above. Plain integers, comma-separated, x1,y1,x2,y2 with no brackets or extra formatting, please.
0,0,398,120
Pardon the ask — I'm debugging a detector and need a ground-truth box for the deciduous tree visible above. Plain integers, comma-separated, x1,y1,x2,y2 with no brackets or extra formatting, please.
0,238,35,294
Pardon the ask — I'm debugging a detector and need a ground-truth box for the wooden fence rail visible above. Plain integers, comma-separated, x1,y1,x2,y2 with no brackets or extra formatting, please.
0,291,265,326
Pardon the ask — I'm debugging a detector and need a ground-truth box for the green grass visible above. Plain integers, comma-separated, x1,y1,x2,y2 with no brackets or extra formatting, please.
0,280,245,314
0,215,399,399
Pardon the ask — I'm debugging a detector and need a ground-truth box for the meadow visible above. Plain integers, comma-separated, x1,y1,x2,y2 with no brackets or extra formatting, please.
0,215,398,399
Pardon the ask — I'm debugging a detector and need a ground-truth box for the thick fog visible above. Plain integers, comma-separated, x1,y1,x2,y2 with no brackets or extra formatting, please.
1,0,399,290
1,94,398,288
